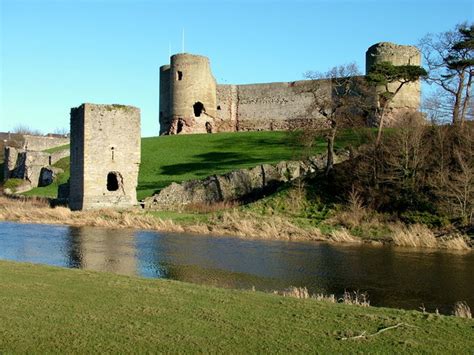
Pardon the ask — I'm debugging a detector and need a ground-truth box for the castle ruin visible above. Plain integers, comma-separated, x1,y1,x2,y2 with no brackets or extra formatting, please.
159,42,421,135
69,104,141,210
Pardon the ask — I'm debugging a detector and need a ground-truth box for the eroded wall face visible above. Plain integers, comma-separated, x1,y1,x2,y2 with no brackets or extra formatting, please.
216,80,329,131
69,104,140,211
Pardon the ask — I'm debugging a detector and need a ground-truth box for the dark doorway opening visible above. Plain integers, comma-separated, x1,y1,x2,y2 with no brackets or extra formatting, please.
205,122,213,134
193,102,205,117
107,172,120,191
177,118,184,134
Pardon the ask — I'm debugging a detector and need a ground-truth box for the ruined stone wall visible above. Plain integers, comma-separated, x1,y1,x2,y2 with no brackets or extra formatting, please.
22,135,69,151
216,80,329,131
215,85,238,132
0,133,69,152
69,103,140,211
3,142,69,186
159,42,422,134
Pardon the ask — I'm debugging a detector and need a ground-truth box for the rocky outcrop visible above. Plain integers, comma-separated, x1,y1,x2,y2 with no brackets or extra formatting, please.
143,153,348,209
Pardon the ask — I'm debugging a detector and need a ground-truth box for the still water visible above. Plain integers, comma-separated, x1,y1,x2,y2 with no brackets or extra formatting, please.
0,221,473,313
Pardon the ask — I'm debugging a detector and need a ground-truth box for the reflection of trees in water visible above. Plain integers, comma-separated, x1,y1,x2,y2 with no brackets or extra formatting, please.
65,227,137,276
65,227,83,269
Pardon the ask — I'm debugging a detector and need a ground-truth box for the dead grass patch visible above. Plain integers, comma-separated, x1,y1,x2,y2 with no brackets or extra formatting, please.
391,224,438,248
340,290,370,307
274,287,369,307
438,235,470,250
391,224,471,250
452,301,472,319
329,228,362,243
208,210,323,241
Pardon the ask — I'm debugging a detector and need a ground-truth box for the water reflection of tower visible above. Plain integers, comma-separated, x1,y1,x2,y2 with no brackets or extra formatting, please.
66,227,137,276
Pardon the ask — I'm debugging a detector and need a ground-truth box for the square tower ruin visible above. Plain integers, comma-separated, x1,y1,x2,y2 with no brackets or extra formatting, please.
69,103,141,211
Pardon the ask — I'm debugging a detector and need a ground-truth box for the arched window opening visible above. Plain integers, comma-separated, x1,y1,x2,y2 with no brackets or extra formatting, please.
217,105,221,110
193,102,205,117
107,172,120,191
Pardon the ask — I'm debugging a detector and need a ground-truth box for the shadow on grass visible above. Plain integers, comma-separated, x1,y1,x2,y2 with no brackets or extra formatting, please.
158,151,265,178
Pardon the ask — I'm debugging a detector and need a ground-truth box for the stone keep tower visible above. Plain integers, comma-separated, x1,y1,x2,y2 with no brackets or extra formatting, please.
69,103,141,211
160,53,217,135
366,42,421,123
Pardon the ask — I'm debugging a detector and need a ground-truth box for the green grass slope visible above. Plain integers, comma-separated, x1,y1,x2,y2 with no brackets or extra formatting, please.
0,260,471,353
22,130,367,200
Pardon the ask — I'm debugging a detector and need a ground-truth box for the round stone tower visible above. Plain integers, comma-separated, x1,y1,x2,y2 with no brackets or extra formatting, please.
366,42,422,125
168,53,217,134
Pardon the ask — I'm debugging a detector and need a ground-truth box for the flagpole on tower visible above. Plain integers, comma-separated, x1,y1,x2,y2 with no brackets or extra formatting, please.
182,28,185,53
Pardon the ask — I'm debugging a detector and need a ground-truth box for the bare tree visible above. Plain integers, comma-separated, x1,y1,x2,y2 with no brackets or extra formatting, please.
429,124,474,225
299,63,370,174
419,23,474,126
12,124,42,136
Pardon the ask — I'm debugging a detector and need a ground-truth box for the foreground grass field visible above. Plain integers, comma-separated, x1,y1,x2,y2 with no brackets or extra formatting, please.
0,260,472,353
24,130,366,200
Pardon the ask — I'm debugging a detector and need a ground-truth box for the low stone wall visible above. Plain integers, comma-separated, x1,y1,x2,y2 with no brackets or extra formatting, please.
22,135,69,151
144,153,347,209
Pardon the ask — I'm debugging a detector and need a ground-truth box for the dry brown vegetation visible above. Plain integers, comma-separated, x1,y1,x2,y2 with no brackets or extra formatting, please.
350,120,473,226
391,224,470,250
452,301,472,319
208,210,323,241
0,195,471,250
0,196,322,242
274,286,369,307
328,228,362,243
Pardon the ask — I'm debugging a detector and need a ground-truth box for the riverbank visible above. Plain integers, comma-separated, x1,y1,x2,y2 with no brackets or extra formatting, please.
0,259,472,352
0,195,471,251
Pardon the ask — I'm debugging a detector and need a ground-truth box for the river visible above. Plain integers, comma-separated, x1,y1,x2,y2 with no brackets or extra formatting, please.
0,221,472,314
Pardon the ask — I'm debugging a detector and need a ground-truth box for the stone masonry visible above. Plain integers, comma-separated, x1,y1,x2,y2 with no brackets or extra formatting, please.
159,42,422,135
69,104,141,210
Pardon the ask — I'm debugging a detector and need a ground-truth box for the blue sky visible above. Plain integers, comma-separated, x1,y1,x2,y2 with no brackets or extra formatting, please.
1,0,472,136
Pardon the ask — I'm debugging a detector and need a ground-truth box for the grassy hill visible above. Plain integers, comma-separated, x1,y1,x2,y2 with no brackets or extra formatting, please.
22,130,367,200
